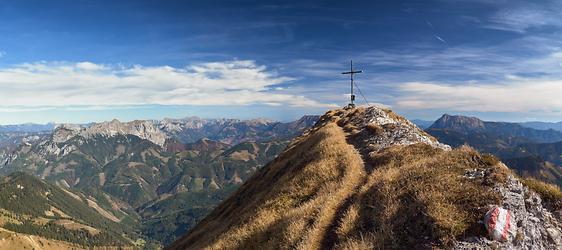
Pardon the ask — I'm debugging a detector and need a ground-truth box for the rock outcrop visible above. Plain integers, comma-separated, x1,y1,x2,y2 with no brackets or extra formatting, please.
317,107,450,153
52,124,82,143
456,175,562,249
53,119,168,147
430,114,486,131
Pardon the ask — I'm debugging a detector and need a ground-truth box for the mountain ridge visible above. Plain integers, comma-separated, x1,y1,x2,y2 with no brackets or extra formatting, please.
0,172,138,247
52,119,168,147
426,114,562,187
430,114,562,143
168,106,561,249
520,121,562,131
0,115,319,246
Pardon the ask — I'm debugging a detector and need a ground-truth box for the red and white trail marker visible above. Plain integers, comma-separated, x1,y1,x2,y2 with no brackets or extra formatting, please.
484,206,514,242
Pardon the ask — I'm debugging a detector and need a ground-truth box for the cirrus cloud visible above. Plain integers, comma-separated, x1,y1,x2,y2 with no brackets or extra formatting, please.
0,60,333,110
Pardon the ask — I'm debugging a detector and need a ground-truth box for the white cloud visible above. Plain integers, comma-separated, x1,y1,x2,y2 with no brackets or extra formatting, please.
75,62,105,71
396,80,562,114
485,2,562,33
0,60,332,110
0,106,54,113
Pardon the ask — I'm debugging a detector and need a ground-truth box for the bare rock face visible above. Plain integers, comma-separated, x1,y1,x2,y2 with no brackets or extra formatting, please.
314,106,450,153
52,124,81,143
455,175,562,250
430,113,486,131
53,119,168,147
159,117,206,133
84,119,168,147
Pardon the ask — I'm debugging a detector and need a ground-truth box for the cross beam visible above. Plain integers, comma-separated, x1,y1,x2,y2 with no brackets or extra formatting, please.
342,60,363,107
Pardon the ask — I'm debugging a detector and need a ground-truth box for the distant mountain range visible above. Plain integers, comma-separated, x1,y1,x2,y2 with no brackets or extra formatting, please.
426,114,562,186
0,115,558,134
520,121,562,131
0,115,319,247
429,114,562,143
412,117,562,132
410,119,434,129
0,116,319,167
157,115,319,145
2,113,562,248
0,123,56,133
0,113,318,139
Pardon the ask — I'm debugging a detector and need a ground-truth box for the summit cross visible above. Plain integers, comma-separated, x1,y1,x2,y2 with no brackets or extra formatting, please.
341,60,363,107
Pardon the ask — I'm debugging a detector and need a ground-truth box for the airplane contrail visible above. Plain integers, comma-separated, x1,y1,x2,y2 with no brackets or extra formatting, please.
426,20,434,29
434,35,447,44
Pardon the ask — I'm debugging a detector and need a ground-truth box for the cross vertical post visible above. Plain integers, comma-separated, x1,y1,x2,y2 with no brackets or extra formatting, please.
341,60,363,108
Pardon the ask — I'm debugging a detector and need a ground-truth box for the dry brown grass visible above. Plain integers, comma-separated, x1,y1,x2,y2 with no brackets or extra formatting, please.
168,122,366,250
481,153,501,166
340,144,503,249
521,177,562,211
0,227,85,250
168,108,511,250
365,123,384,135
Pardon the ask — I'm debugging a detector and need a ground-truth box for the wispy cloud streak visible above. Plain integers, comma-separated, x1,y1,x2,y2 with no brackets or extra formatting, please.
484,1,562,33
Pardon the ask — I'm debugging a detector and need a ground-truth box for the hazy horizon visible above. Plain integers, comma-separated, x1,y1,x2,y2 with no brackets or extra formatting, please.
1,105,560,126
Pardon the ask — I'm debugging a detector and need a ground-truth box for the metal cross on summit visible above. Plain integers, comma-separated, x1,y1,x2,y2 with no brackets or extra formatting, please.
341,60,363,108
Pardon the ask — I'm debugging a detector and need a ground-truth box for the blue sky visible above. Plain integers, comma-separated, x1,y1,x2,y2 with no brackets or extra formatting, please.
0,0,561,124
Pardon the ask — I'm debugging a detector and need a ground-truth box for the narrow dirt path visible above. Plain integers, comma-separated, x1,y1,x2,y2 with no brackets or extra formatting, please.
319,125,374,249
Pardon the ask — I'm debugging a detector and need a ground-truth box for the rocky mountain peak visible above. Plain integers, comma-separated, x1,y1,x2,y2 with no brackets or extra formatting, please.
53,120,168,147
430,114,486,131
52,124,82,143
288,115,321,129
109,118,121,124
84,120,168,146
315,106,450,153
